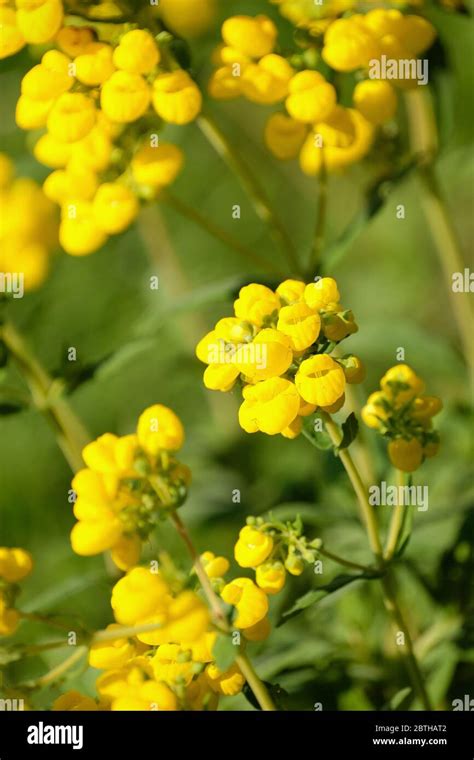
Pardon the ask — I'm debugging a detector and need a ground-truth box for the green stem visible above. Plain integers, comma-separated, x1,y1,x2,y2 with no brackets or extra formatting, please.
197,113,300,275
405,89,474,379
384,469,408,561
307,155,328,277
235,650,276,711
318,547,374,574
0,320,89,472
320,413,432,709
30,646,88,688
321,412,383,561
161,191,283,276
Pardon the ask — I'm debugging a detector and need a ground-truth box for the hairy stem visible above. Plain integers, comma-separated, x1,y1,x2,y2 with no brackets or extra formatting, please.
318,547,374,574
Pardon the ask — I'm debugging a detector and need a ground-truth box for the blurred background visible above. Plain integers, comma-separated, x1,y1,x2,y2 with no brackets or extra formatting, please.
1,0,473,710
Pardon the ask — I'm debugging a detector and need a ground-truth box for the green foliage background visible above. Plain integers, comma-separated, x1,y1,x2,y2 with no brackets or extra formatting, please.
0,0,473,710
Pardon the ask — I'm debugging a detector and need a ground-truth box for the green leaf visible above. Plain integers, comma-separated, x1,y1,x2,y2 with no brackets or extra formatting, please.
302,413,333,450
212,634,236,672
338,412,359,451
279,572,380,625
383,687,413,711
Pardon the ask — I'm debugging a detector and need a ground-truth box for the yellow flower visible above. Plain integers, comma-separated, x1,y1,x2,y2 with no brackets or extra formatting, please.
93,182,139,235
240,54,294,104
208,66,242,100
388,438,424,473
56,25,96,57
276,278,306,304
52,690,98,711
295,354,346,406
380,364,425,406
16,0,63,45
82,433,138,476
150,644,194,686
101,71,151,123
67,126,113,173
113,29,160,74
111,567,170,626
33,133,73,168
89,624,136,670
411,396,443,421
138,590,210,646
322,15,380,72
0,594,19,636
70,515,123,556
286,70,336,123
21,60,72,102
221,15,277,58
363,10,436,57
234,526,273,568
131,143,184,189
152,70,202,125
0,547,33,583
205,662,245,696
256,561,286,594
361,391,389,429
233,328,293,382
353,80,397,126
234,283,280,326
110,535,141,571
285,555,304,576
16,96,54,129
239,377,300,435
322,308,358,341
299,107,374,175
59,201,107,255
158,0,217,39
203,362,240,392
264,113,307,160
98,662,178,711
0,7,25,59
221,577,268,629
340,354,366,384
43,166,98,204
47,93,96,143
277,301,321,351
304,277,340,310
75,43,115,86
136,404,185,455
201,551,230,579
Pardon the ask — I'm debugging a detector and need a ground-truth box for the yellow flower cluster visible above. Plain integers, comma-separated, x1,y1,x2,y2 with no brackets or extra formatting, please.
0,547,33,636
54,562,247,710
7,15,202,257
322,10,436,121
362,364,442,472
196,278,365,437
208,13,374,175
0,154,57,291
70,405,190,569
0,0,63,59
